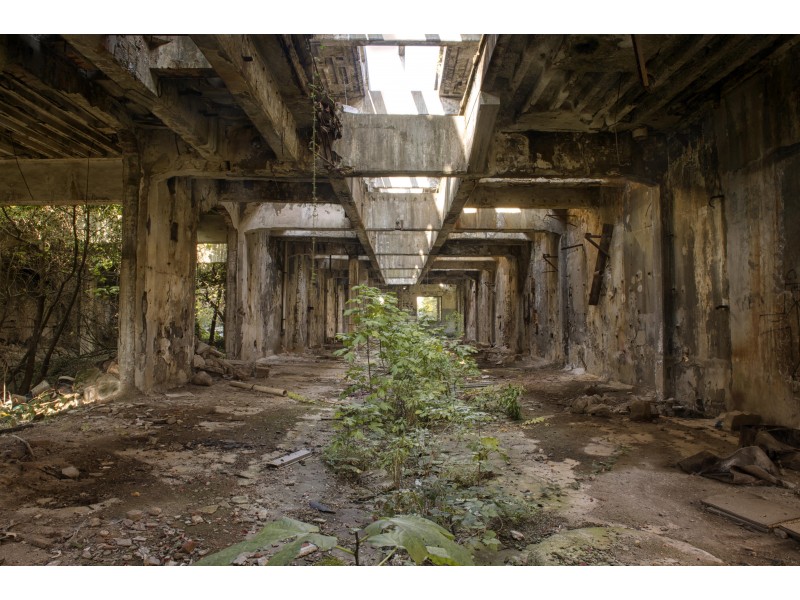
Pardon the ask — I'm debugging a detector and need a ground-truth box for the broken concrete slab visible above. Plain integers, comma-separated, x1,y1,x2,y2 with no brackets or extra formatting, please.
719,411,762,432
702,492,800,532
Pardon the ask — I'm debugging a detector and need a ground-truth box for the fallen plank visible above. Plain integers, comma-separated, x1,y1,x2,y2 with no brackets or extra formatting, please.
779,520,800,541
267,448,312,468
229,381,288,397
702,492,800,532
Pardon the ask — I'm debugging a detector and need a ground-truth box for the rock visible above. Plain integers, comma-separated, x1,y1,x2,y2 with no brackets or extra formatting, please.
106,362,120,376
231,496,249,504
191,515,204,524
166,417,177,425
30,380,52,397
720,411,762,432
181,540,197,553
98,530,110,537
81,549,93,559
193,354,206,369
586,404,612,418
254,358,271,379
146,556,161,566
61,466,80,479
630,399,658,422
510,530,525,541
114,538,133,547
296,542,318,558
89,517,102,527
126,510,144,522
190,371,213,386
147,507,163,516
232,552,250,566
197,504,219,515
195,341,211,357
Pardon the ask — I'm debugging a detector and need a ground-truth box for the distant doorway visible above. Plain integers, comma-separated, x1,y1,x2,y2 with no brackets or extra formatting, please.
416,296,440,321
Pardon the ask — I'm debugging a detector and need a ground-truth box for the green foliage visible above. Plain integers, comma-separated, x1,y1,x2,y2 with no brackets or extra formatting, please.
194,514,473,566
326,286,479,487
465,384,524,421
195,260,226,349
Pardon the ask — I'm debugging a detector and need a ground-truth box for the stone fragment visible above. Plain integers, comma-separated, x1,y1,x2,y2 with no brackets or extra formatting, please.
89,517,102,527
126,510,144,522
61,466,80,479
114,538,133,547
720,411,762,432
197,504,219,515
181,540,197,553
190,371,213,386
510,530,525,541
586,404,612,418
191,515,204,524
629,399,658,422
231,495,249,504
30,380,52,397
147,507,163,516
193,354,206,369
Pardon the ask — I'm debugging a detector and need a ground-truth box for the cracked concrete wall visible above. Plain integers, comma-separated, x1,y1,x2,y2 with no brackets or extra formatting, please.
661,122,733,416
707,46,800,426
561,185,663,390
526,231,564,364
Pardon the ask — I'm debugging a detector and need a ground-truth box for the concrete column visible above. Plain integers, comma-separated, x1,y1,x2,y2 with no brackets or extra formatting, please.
494,256,519,352
465,277,477,342
284,243,309,352
239,230,281,360
117,152,140,393
477,269,493,345
134,176,198,392
224,217,239,358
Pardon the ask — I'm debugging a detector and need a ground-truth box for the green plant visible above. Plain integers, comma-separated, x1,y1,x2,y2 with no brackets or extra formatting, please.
326,286,479,486
194,514,474,566
470,435,509,482
465,384,524,421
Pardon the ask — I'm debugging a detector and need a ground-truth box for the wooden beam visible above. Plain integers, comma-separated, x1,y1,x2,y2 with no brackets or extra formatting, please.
191,34,304,163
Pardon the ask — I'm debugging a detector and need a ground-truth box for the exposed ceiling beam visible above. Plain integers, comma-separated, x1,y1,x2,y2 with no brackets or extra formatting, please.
64,35,220,160
191,34,305,163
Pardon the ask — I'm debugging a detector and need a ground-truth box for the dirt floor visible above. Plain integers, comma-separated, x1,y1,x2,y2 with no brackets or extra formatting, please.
2,354,800,567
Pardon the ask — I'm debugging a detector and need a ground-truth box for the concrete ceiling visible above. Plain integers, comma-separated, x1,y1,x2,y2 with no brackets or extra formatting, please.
2,33,798,285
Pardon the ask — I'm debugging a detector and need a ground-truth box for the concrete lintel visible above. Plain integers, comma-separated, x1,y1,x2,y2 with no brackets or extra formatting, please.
368,230,434,255
192,34,304,163
268,230,358,239
0,158,123,205
240,202,350,233
431,259,498,271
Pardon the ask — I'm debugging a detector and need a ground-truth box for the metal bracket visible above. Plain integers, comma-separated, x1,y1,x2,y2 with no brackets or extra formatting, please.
584,233,610,257
542,253,558,271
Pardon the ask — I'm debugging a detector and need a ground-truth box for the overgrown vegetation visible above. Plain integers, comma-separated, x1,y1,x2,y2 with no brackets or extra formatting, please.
194,260,226,350
0,205,121,394
322,286,536,557
195,514,474,566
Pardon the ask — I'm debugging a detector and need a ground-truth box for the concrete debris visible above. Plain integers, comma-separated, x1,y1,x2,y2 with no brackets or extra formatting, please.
190,371,213,386
309,501,335,514
193,354,206,369
718,411,762,432
30,380,52,397
61,466,80,479
629,400,659,422
678,446,791,487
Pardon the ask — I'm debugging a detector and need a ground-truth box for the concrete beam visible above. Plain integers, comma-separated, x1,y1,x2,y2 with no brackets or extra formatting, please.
0,158,123,205
455,208,564,234
466,181,601,209
335,113,468,176
192,35,304,163
193,179,337,204
439,241,526,257
362,192,442,231
64,35,221,161
240,202,351,233
311,34,482,47
325,169,383,283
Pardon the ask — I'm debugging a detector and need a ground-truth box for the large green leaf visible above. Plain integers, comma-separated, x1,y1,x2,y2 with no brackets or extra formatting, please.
195,517,319,566
363,515,473,566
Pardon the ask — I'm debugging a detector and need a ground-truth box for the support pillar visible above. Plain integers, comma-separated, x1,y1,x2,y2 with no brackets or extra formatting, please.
134,176,198,392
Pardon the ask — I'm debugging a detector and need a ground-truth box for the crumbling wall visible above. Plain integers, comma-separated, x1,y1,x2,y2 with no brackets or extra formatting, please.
709,46,800,426
661,122,733,416
561,185,663,390
527,231,564,364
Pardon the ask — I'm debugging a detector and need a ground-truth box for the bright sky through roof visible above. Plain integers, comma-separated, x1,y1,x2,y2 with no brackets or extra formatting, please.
365,45,445,115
